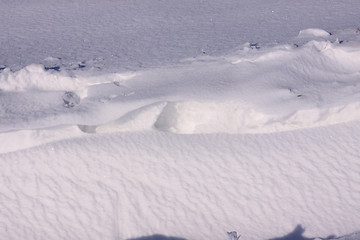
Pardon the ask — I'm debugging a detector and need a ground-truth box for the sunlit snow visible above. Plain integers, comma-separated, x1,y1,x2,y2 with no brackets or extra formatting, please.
1,1,360,240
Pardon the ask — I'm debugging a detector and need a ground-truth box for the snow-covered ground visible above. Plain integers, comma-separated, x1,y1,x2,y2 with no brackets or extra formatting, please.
1,1,360,240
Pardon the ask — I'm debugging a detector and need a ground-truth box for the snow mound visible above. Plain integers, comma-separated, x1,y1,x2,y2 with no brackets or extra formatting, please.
0,64,82,92
1,122,360,240
1,22,360,240
1,37,360,135
78,38,360,134
153,101,360,134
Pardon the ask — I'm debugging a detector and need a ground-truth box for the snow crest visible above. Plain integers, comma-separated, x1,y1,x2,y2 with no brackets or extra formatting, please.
1,37,360,136
0,64,82,92
1,26,360,240
154,101,360,134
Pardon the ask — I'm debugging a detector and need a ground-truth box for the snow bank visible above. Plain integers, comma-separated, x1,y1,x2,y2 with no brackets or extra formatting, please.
2,36,359,135
154,100,360,134
1,122,359,240
0,64,82,92
1,29,360,240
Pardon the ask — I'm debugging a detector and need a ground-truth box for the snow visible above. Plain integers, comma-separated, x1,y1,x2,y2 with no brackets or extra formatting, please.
1,1,360,240
1,39,360,135
1,123,360,240
298,28,331,38
2,0,360,72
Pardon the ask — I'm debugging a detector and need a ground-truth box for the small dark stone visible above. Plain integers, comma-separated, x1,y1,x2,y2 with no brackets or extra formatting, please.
78,62,86,69
62,91,80,108
250,43,260,49
44,66,60,71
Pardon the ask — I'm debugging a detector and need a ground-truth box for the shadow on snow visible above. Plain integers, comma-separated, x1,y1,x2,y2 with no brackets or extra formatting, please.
268,225,335,240
125,225,360,240
127,234,186,240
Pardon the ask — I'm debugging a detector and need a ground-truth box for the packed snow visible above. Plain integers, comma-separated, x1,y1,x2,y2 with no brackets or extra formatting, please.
1,1,360,240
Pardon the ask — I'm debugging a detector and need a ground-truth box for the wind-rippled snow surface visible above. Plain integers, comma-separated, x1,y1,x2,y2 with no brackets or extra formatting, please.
1,34,360,240
1,36,360,137
1,1,360,240
1,125,360,240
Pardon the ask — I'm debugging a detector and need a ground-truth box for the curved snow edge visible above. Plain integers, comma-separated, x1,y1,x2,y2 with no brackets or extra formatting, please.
75,100,360,135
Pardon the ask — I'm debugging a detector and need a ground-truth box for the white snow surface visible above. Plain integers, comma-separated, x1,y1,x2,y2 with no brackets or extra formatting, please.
1,38,360,136
1,1,360,240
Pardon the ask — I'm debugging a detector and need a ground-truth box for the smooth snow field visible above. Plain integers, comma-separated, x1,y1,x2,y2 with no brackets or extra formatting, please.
1,1,360,240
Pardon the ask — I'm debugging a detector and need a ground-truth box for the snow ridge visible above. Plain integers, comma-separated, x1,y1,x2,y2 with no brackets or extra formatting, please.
1,28,360,240
1,123,360,240
1,36,359,135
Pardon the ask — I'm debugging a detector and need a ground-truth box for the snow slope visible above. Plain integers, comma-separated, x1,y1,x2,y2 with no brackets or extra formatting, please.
1,32,360,137
1,122,360,240
1,31,360,240
1,1,360,240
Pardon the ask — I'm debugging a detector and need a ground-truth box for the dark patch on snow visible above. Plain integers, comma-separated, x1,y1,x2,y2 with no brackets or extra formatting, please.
127,235,187,240
78,62,86,69
113,81,122,87
0,65,6,72
69,61,86,70
44,66,60,71
268,225,360,240
125,228,360,240
250,43,260,49
287,87,304,98
62,91,80,108
227,231,241,240
268,225,315,240
78,125,97,133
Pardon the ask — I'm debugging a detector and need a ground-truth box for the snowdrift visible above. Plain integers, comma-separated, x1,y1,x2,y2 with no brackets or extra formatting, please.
1,33,360,137
1,29,360,240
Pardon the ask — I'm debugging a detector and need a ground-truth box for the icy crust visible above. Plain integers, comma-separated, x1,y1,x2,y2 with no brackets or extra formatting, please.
1,36,360,135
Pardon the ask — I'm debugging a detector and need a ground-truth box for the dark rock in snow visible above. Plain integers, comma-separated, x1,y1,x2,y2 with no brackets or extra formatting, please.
62,91,80,108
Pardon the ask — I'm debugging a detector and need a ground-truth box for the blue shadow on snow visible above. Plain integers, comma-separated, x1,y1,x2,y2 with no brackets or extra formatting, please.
127,234,187,240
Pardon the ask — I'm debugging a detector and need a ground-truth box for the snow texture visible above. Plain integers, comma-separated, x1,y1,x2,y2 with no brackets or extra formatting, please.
0,1,360,240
